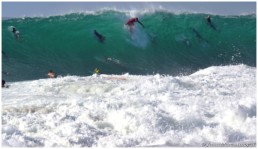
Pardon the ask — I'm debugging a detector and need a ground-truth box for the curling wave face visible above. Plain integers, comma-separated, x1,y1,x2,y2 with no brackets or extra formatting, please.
2,10,256,81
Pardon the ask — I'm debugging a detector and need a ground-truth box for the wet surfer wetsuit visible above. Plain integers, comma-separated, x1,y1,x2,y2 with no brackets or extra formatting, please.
126,18,144,28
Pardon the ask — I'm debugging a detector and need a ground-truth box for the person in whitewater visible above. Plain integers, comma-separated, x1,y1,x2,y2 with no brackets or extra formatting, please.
94,68,100,75
2,80,6,88
126,17,144,31
94,30,105,43
48,70,56,78
2,80,9,88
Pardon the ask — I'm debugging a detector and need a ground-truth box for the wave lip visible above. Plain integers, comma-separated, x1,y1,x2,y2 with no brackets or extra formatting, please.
3,2,256,18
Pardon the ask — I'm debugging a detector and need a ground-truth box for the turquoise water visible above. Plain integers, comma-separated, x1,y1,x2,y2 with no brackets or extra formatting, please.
2,10,256,81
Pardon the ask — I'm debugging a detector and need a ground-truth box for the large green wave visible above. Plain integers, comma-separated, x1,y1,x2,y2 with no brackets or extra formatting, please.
2,10,256,81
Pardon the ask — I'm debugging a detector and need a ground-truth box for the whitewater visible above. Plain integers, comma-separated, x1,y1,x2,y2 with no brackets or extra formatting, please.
2,64,256,147
2,7,257,147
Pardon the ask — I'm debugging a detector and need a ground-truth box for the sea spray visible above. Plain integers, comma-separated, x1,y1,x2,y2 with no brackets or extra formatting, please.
2,65,256,147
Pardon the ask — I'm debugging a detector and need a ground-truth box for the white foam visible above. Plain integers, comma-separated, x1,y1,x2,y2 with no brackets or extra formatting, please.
6,6,255,20
2,64,256,147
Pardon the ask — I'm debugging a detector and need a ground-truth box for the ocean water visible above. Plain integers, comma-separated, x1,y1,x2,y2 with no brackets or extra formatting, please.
2,10,256,81
2,65,256,147
2,9,256,147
